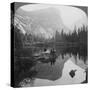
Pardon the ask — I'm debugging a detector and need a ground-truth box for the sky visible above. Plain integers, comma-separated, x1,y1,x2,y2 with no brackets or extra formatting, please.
20,4,88,30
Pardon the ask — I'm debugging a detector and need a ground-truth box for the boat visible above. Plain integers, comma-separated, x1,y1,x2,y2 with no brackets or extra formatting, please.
33,49,57,63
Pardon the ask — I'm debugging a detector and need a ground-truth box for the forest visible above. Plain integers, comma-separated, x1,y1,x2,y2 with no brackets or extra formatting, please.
13,24,88,57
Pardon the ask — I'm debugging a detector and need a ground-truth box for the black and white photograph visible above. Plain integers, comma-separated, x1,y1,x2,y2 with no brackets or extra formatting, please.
11,2,88,87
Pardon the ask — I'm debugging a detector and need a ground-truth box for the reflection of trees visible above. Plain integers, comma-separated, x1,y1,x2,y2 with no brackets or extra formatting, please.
60,46,87,64
53,25,87,63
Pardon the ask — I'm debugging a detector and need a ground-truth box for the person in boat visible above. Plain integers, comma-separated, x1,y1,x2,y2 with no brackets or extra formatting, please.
50,48,56,65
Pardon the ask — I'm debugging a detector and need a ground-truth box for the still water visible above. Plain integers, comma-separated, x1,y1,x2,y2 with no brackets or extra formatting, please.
19,53,87,87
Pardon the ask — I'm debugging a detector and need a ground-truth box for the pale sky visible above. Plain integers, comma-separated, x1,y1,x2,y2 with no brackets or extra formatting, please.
20,4,88,30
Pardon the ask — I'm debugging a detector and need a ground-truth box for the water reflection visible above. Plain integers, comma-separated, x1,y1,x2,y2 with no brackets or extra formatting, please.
18,53,87,87
14,43,88,87
30,58,86,86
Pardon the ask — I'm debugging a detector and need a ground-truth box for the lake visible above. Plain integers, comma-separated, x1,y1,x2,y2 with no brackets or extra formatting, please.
18,53,87,87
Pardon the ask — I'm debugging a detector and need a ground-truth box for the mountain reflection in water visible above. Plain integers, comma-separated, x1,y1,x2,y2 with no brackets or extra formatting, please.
19,53,87,87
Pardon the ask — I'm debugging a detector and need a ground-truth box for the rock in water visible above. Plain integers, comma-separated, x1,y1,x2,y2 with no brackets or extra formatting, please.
69,70,77,78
